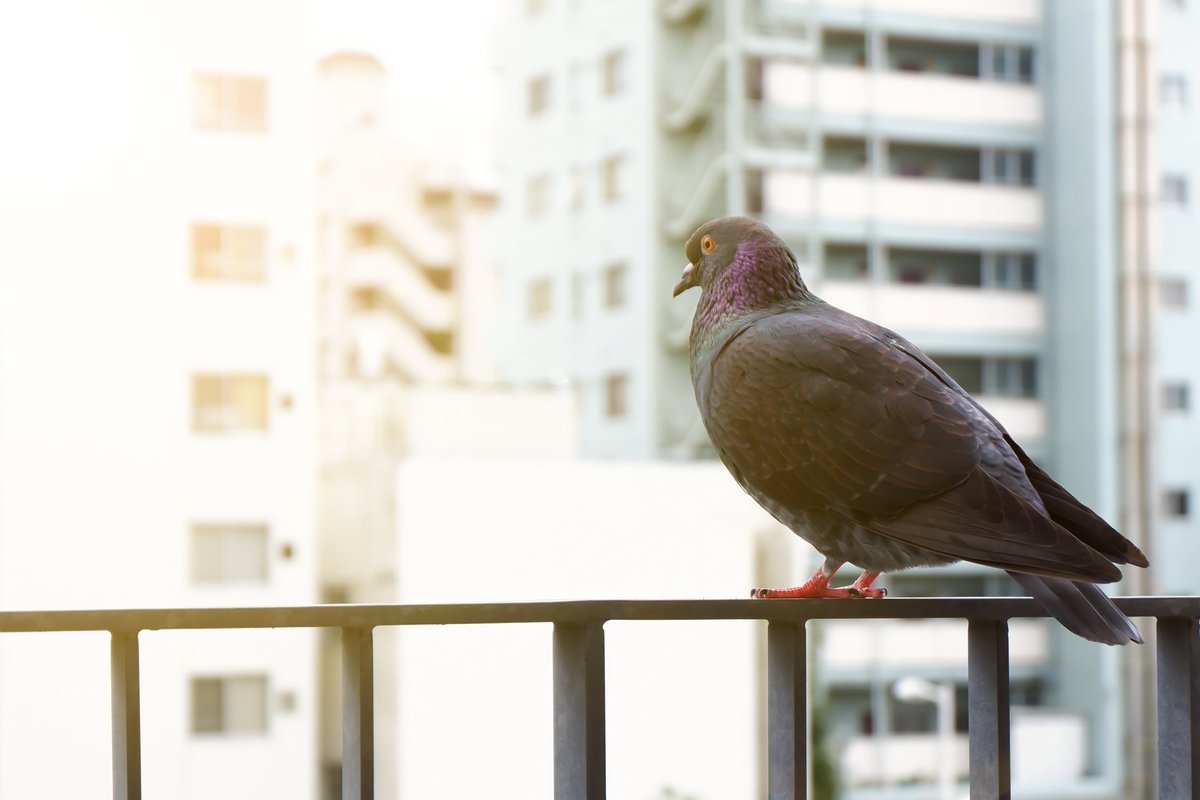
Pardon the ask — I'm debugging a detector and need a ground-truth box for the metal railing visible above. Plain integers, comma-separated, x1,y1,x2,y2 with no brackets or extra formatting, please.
2,596,1199,799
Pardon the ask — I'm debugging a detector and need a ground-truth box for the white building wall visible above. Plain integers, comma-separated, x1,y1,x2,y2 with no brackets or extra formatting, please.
0,1,317,798
391,455,779,799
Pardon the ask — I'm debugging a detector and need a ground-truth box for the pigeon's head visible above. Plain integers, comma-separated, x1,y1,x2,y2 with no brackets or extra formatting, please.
672,216,805,302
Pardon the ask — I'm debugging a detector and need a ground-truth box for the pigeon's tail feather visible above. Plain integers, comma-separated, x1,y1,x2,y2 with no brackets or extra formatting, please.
1007,571,1143,646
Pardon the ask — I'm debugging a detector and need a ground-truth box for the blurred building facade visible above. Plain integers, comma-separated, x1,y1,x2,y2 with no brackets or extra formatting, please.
0,1,319,798
313,52,501,798
495,0,1136,796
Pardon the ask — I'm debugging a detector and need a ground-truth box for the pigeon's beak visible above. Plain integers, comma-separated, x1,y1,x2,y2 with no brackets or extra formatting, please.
672,262,697,297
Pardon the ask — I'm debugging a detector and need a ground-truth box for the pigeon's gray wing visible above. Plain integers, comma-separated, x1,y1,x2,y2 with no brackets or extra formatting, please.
700,310,1121,583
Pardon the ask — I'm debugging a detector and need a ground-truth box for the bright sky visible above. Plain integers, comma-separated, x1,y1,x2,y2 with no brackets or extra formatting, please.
314,0,503,179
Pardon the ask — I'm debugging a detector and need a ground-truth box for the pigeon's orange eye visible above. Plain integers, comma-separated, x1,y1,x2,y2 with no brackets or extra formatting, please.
701,234,715,254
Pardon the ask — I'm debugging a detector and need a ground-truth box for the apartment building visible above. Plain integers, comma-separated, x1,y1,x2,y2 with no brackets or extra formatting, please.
1152,0,1200,597
496,0,1134,796
0,2,318,797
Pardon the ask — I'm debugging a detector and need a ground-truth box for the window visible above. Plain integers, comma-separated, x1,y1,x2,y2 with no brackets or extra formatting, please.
528,74,552,117
602,263,627,309
930,356,1037,397
888,143,979,181
821,29,867,67
887,37,978,77
984,149,1036,186
193,73,268,132
1162,74,1189,109
192,374,269,432
989,357,1037,397
192,224,267,281
1165,489,1190,519
987,252,1037,290
823,136,870,173
1162,174,1189,206
1164,382,1190,412
1161,277,1189,309
191,675,268,734
889,248,981,286
191,523,268,584
528,278,553,319
527,174,552,218
604,373,629,418
981,44,1035,83
601,49,628,96
600,155,628,202
824,243,869,281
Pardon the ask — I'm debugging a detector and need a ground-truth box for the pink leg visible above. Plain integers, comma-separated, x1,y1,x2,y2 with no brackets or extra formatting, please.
752,564,886,600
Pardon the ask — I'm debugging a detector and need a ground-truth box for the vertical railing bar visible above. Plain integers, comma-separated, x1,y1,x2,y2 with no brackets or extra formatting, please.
553,620,606,800
1156,617,1199,799
111,629,142,800
766,620,806,800
968,618,1011,800
342,626,375,800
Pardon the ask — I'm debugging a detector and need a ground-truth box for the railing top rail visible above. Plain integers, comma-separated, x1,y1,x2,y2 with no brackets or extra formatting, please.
0,595,1196,634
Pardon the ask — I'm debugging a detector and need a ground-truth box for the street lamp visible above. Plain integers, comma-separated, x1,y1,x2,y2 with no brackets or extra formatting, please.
893,676,957,800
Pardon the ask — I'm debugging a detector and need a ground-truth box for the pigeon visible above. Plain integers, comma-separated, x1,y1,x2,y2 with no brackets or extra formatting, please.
673,216,1148,645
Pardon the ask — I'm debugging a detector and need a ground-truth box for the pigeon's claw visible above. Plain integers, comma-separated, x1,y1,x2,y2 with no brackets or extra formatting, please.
752,569,885,600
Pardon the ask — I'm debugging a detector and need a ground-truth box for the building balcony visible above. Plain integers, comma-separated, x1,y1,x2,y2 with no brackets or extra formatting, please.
764,63,1040,131
343,246,454,331
764,172,1041,233
768,0,1040,25
820,282,1043,338
348,310,453,383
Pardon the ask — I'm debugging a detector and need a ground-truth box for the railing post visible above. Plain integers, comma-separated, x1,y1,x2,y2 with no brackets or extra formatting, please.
342,627,374,800
766,620,806,800
968,619,1010,800
111,630,141,800
553,620,605,800
1156,617,1200,799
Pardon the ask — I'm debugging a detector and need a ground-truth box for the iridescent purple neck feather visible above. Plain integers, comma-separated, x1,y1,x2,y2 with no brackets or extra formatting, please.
691,240,813,353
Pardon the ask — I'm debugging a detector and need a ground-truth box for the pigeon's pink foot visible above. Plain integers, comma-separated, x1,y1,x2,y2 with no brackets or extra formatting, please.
752,568,886,599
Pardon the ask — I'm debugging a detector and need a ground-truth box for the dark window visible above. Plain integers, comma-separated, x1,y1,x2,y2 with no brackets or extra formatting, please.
191,675,268,734
604,373,629,418
1165,489,1190,519
824,136,870,173
889,248,981,287
601,50,628,96
528,74,552,116
1162,174,1189,206
528,278,553,319
603,263,627,309
887,37,979,77
989,252,1037,290
1164,382,1190,412
822,29,868,66
1161,277,1188,309
889,143,980,182
601,155,627,202
824,243,869,281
